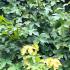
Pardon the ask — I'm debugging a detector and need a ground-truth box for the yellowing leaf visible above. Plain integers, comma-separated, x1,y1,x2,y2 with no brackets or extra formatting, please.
20,43,39,56
46,58,62,70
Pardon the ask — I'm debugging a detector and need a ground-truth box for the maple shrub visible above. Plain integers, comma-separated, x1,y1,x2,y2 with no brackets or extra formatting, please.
0,0,70,70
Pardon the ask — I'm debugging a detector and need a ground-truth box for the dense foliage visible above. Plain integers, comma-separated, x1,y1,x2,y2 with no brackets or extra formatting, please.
0,0,70,70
